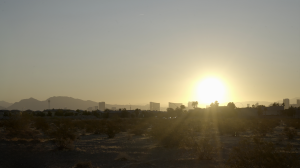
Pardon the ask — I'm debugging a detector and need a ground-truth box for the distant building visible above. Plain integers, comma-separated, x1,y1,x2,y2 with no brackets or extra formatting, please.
87,107,93,111
95,106,98,110
169,102,182,109
290,99,300,108
111,107,116,111
150,102,160,111
283,99,290,109
99,102,105,111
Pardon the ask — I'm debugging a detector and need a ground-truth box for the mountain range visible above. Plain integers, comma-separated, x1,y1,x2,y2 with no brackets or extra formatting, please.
5,96,149,111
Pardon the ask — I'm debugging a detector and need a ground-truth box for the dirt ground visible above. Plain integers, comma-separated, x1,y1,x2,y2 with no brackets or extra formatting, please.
0,124,300,168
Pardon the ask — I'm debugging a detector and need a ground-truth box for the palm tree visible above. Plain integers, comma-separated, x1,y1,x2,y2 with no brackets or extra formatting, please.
192,101,198,108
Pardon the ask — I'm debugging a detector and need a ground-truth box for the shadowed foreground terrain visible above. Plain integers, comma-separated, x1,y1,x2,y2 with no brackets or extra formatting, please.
1,113,300,168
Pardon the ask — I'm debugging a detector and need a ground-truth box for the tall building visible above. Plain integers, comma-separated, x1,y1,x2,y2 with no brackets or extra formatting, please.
150,102,160,111
283,99,290,110
169,102,182,109
99,102,105,111
297,99,300,106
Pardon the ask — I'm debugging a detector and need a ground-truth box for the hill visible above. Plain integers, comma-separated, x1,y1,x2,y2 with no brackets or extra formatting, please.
0,101,13,108
7,96,150,111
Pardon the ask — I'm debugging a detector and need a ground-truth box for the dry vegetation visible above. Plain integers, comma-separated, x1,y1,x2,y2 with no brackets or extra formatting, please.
0,112,300,167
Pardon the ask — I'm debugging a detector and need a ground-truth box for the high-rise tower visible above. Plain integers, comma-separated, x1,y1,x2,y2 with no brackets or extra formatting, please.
99,102,105,111
283,99,290,110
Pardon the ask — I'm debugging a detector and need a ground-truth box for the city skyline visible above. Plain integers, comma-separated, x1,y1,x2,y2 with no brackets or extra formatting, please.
1,96,300,110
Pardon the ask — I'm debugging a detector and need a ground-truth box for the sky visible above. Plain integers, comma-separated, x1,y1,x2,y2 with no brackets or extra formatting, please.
0,0,299,107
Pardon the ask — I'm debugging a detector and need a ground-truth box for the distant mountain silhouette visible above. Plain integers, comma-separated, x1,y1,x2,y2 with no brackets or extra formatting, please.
7,96,150,111
0,101,13,108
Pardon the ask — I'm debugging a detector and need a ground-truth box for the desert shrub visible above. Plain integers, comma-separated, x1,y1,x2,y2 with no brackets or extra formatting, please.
47,111,53,116
34,117,50,132
283,126,298,140
64,112,74,116
48,119,77,150
35,112,45,117
150,119,187,148
183,129,216,160
284,119,300,129
55,111,64,116
6,129,39,139
105,121,120,138
82,111,91,115
216,119,249,136
72,120,84,129
103,111,109,118
115,152,133,161
127,118,148,135
192,138,215,160
227,137,300,168
120,109,129,118
130,127,145,135
3,112,11,116
4,116,31,131
92,111,100,118
88,120,104,134
74,161,92,168
4,116,40,139
250,119,279,136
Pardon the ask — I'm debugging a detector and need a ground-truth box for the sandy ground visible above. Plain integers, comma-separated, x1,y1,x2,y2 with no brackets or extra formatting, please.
0,125,300,168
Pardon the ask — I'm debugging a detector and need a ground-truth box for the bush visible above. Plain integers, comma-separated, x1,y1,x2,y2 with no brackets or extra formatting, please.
227,137,300,168
216,119,249,136
34,117,50,132
283,126,298,140
105,121,120,138
130,127,145,136
64,112,74,116
85,120,104,134
4,116,39,139
47,111,53,116
4,116,31,131
183,130,216,160
35,112,45,117
74,161,92,168
48,119,77,150
55,111,64,116
250,119,279,136
150,120,187,148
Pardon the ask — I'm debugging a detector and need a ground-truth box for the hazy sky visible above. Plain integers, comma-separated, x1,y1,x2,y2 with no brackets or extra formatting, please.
1,0,299,106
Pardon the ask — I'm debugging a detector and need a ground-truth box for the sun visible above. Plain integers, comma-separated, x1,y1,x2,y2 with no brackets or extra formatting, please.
195,78,226,104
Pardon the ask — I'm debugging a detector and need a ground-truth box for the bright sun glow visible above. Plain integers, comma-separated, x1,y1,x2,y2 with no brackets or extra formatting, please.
196,78,226,104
